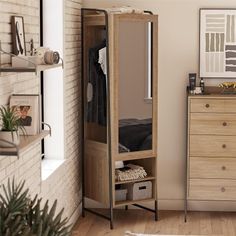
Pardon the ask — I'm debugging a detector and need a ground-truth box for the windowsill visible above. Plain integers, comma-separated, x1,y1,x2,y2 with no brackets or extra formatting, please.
41,158,65,181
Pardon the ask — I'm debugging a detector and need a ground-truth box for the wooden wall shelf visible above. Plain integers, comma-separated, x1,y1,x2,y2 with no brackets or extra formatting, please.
0,130,50,156
0,63,62,74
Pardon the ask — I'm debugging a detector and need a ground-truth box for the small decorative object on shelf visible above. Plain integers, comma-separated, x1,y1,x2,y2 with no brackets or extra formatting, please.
11,16,26,56
115,188,128,201
10,95,40,135
200,78,205,93
35,47,60,65
219,82,236,94
0,105,26,148
0,40,63,74
189,73,197,94
126,181,152,201
115,164,147,182
193,87,202,95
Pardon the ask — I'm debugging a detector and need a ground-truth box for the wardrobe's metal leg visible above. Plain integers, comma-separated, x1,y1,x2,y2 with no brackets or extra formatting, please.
110,207,114,230
155,200,158,221
125,205,128,211
184,198,187,222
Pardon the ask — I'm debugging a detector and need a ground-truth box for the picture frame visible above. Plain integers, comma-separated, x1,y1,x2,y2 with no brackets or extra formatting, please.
11,16,26,56
10,95,40,135
200,8,236,78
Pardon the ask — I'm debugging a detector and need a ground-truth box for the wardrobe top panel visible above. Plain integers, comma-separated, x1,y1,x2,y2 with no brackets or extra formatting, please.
83,13,158,27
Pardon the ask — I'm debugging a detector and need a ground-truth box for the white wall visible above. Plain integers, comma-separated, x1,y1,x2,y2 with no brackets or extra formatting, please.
83,0,236,210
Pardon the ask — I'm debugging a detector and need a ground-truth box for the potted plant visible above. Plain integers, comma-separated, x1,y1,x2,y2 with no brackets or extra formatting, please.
0,179,72,235
0,105,26,147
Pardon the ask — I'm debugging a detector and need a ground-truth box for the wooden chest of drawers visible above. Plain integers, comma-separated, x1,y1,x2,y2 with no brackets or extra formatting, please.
187,95,236,202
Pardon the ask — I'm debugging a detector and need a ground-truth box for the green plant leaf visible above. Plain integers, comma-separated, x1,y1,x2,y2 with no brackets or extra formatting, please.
0,105,27,136
0,179,72,236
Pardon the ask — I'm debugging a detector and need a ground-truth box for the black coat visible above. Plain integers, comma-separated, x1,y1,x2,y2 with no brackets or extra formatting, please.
87,42,107,126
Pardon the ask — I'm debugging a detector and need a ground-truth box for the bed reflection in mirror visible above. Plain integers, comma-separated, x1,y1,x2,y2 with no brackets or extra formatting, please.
118,20,153,153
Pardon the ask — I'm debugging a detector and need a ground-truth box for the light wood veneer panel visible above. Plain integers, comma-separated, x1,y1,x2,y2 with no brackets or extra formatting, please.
190,157,236,179
190,113,236,135
190,135,236,157
189,179,236,200
191,99,236,113
84,140,109,205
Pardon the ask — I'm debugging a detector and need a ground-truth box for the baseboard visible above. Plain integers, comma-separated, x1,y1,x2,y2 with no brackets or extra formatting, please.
68,202,82,227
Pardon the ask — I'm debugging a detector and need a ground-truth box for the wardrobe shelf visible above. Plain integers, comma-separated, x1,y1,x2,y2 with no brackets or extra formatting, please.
84,14,105,26
0,63,62,74
115,198,155,207
115,153,157,162
115,176,156,185
0,130,50,156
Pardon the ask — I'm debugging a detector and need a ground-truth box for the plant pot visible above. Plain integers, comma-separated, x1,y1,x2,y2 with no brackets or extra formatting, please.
0,131,20,148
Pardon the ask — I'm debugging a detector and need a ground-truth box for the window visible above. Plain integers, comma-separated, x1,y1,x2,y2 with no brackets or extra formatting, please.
145,22,152,102
41,0,64,180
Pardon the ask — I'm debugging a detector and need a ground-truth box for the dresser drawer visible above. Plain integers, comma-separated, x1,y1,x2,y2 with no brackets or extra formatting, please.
190,135,236,157
190,157,236,179
190,113,236,135
189,179,236,200
190,98,236,113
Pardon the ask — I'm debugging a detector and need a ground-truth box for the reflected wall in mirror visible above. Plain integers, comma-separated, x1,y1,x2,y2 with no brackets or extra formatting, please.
118,20,153,153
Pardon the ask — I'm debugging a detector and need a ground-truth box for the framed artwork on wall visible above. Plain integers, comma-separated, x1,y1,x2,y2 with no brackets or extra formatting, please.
200,8,236,78
11,16,26,56
10,95,40,135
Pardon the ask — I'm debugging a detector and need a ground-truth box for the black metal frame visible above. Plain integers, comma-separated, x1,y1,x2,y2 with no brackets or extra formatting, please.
40,0,45,158
184,88,189,222
81,8,114,229
81,8,158,229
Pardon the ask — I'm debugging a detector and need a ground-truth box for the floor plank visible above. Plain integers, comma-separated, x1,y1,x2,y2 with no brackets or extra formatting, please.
73,210,235,236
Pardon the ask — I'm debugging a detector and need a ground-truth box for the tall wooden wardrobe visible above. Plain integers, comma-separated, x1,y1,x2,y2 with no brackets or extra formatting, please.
81,8,158,229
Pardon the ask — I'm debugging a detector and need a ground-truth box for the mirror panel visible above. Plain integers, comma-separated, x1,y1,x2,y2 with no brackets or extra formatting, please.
118,20,153,153
83,20,108,144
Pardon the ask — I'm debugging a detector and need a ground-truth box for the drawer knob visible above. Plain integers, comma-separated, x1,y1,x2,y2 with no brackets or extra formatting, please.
221,187,226,192
222,144,227,149
223,122,227,126
205,104,210,108
222,166,226,170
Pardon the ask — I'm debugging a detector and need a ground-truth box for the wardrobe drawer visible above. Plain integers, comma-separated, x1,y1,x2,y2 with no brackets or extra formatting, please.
190,135,236,157
190,98,236,113
189,179,236,200
190,113,236,135
190,157,236,179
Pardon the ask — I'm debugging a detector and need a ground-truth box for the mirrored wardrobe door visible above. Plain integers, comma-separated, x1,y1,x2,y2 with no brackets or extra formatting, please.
111,14,158,157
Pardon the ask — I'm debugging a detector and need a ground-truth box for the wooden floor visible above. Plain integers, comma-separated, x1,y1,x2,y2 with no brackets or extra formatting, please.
72,210,236,236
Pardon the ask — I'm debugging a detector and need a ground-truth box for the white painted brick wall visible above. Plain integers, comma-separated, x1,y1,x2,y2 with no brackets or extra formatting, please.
0,0,82,225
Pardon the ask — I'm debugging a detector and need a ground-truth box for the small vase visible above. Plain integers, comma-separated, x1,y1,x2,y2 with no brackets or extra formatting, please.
0,131,20,148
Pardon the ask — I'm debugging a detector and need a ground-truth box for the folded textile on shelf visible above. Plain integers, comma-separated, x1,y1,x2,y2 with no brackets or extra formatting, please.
115,164,147,181
101,7,144,14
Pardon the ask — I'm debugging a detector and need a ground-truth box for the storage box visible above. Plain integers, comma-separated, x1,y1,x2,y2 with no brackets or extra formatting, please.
127,181,152,201
115,189,127,202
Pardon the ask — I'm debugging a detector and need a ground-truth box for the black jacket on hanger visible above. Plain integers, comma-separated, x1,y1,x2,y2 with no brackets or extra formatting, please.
87,41,107,126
